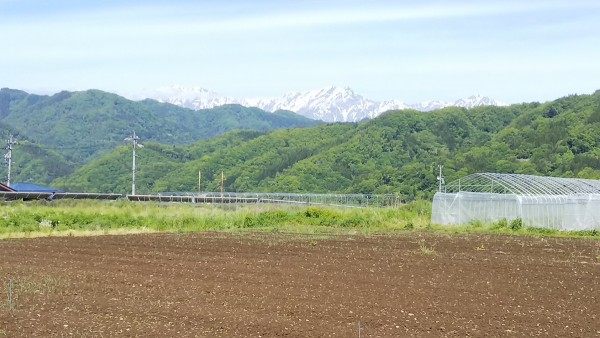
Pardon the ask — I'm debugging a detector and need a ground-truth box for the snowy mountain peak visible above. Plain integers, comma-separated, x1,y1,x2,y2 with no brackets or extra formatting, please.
453,94,506,108
146,85,237,110
152,85,215,98
141,85,505,122
324,85,354,96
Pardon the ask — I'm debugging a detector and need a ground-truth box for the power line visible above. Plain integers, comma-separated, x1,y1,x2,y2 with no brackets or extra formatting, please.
45,144,111,150
42,140,118,151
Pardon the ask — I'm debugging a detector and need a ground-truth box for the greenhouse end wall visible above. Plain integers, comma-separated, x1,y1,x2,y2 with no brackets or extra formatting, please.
431,192,600,231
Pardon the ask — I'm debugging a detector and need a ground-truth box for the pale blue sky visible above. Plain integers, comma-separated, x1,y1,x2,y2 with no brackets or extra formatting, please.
1,0,599,103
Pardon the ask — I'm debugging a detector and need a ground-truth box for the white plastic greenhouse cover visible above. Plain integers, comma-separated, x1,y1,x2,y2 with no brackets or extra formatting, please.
431,173,600,231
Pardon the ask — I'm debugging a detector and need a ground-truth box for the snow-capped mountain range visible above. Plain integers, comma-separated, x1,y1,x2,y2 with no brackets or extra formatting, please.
141,85,506,122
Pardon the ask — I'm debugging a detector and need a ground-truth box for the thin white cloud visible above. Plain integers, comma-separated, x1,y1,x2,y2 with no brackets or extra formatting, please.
5,1,599,36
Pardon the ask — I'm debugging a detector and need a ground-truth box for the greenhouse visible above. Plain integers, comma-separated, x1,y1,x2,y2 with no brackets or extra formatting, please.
431,173,600,231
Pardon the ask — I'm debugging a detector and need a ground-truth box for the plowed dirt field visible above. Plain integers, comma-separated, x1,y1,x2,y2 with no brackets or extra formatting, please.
0,232,598,337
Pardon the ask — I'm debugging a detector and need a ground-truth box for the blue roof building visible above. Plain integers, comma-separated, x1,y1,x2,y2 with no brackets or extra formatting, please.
10,182,64,193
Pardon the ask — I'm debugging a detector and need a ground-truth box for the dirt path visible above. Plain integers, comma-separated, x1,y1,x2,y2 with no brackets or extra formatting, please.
0,232,598,337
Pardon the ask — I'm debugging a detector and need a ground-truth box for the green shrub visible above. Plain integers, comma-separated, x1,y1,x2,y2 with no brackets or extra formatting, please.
469,220,484,228
510,218,523,230
304,207,324,218
494,218,508,229
339,214,370,228
243,216,257,228
301,207,339,226
243,210,290,228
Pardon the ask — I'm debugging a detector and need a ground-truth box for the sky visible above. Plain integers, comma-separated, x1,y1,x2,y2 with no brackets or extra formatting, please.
1,0,599,103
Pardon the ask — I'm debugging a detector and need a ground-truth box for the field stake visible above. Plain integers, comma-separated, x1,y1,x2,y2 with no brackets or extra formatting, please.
358,320,361,338
9,279,13,312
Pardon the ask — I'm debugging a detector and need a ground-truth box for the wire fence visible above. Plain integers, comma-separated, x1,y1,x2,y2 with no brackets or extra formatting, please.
128,192,403,208
0,190,404,208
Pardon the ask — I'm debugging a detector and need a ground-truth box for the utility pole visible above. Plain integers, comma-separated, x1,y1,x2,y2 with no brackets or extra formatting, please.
220,171,224,195
437,164,445,192
125,131,142,195
198,171,201,193
4,135,17,187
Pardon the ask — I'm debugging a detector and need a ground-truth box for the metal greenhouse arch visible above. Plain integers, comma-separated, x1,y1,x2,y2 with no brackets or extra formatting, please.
431,173,600,231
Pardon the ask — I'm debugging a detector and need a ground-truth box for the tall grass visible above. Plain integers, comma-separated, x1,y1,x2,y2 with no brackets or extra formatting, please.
0,199,597,238
428,218,600,238
0,199,431,237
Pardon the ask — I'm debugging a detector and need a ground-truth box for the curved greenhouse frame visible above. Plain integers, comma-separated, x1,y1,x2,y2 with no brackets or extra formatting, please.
432,173,600,231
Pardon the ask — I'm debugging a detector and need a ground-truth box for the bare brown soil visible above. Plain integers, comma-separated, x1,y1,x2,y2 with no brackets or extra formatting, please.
0,232,598,337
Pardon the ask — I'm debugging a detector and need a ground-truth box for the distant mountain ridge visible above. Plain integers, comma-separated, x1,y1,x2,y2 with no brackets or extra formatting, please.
0,88,320,178
143,85,506,122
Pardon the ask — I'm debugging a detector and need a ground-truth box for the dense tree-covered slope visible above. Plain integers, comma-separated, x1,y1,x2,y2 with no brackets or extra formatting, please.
0,88,321,164
51,130,268,194
6,89,600,199
452,92,600,179
0,121,74,186
53,91,600,198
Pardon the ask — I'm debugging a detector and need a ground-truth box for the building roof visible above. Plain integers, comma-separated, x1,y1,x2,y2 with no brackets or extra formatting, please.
0,182,15,192
10,182,63,193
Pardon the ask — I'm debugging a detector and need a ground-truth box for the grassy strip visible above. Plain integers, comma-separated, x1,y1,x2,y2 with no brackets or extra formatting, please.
426,221,600,239
0,199,430,237
0,199,598,239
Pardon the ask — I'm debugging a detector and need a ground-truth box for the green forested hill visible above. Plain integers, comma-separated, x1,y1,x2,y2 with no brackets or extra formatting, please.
6,89,600,199
453,92,600,179
0,120,74,185
52,104,511,197
52,91,600,198
51,130,268,193
5,141,74,185
0,88,321,164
